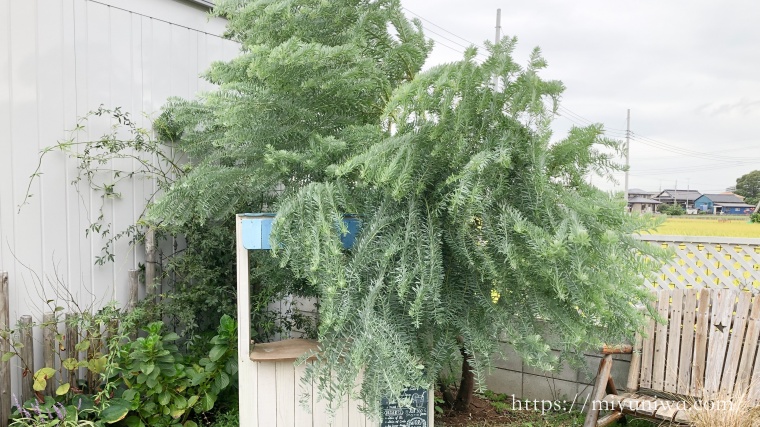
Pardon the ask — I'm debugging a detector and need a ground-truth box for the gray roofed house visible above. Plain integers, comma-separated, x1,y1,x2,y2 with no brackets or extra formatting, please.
627,196,661,214
654,189,702,208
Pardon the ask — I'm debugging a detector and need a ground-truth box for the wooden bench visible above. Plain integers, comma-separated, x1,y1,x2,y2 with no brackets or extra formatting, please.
584,288,760,426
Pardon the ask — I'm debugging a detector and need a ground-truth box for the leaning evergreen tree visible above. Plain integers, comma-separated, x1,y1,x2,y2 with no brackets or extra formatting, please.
145,0,667,417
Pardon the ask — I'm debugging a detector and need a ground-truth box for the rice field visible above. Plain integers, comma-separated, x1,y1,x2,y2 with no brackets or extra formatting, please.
646,216,760,238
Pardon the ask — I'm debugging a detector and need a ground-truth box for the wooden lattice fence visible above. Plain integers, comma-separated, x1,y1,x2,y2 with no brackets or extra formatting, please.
639,235,760,291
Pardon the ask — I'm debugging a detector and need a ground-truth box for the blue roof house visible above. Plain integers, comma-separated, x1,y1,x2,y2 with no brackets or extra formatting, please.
693,194,755,215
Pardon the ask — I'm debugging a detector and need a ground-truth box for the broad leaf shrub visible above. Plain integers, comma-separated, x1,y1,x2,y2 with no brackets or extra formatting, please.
7,313,237,427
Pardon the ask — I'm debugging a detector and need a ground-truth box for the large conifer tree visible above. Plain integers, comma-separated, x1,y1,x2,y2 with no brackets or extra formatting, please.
150,0,666,416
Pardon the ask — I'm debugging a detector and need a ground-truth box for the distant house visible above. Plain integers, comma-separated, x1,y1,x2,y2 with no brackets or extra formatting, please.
693,194,755,215
628,196,661,214
626,189,660,213
654,189,703,209
628,188,659,199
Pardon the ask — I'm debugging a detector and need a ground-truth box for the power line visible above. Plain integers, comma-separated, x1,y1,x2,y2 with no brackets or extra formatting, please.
630,134,760,162
402,7,488,51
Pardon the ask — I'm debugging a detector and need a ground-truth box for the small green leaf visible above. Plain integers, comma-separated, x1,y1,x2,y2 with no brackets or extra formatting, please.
75,340,90,352
1,352,14,362
124,416,144,427
33,376,46,391
170,408,185,419
187,395,199,408
63,358,78,371
55,382,71,396
208,346,226,362
101,403,129,424
36,367,56,379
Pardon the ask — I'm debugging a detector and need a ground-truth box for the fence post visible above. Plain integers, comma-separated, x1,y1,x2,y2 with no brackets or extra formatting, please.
65,313,78,390
43,313,57,396
0,273,10,426
127,270,139,312
145,228,157,302
19,316,33,404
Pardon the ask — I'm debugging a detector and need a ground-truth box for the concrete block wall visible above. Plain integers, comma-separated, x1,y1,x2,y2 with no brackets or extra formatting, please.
485,341,632,406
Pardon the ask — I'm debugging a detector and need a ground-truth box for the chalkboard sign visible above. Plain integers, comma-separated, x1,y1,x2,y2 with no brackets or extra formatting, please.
381,387,430,427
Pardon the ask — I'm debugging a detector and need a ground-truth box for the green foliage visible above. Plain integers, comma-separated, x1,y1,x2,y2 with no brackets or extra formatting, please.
22,0,668,420
114,316,237,427
751,212,760,223
6,306,236,427
735,170,760,206
658,204,685,216
268,34,668,415
10,395,104,427
209,407,239,427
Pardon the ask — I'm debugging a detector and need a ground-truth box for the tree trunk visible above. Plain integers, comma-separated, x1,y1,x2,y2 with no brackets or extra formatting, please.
454,348,474,412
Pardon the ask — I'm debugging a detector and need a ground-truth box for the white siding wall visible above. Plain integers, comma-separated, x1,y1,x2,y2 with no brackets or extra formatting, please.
0,0,238,392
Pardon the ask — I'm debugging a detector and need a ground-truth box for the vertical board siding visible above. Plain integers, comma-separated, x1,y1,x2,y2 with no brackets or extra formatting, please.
0,0,238,398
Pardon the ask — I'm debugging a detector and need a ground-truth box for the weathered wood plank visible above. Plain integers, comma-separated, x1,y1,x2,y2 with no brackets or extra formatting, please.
705,288,733,398
626,333,643,392
601,344,633,354
275,361,295,427
127,269,139,313
720,290,751,395
651,292,670,390
258,362,278,426
636,397,669,418
631,395,657,416
145,227,158,301
654,401,680,422
677,288,698,395
582,354,613,427
692,289,711,396
19,315,34,404
640,315,657,389
64,313,78,390
43,313,57,396
0,272,10,427
664,289,684,393
737,295,760,395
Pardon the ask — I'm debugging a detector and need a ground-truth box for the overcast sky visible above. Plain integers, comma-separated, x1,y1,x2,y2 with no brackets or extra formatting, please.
401,0,760,194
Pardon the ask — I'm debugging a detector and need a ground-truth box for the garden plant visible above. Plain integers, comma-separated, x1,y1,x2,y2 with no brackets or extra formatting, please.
24,0,670,421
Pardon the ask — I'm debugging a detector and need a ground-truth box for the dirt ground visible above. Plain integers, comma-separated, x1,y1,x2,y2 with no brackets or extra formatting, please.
433,393,585,427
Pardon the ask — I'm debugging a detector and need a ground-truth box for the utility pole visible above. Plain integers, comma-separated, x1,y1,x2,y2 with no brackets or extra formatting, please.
492,9,502,90
624,109,631,205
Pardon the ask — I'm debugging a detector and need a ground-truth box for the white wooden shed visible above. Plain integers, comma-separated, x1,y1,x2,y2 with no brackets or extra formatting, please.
235,214,384,426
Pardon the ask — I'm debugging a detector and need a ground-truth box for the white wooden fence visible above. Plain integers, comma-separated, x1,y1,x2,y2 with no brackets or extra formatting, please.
639,235,760,292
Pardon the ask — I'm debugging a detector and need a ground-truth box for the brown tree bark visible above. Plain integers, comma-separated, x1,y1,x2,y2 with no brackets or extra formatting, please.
453,347,475,411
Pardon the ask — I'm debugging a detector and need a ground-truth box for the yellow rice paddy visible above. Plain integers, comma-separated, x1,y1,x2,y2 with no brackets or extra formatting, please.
647,216,760,238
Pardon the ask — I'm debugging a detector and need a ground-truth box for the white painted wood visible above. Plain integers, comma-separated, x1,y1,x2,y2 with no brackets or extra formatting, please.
258,362,278,425
313,383,331,427
237,216,256,424
294,362,313,426
348,395,367,427
276,361,296,427
0,0,238,397
637,236,760,291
